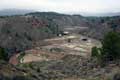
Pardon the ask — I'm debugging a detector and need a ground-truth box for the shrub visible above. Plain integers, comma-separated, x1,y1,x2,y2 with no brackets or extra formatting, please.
13,76,32,80
50,48,64,53
91,47,103,65
101,31,120,61
113,73,120,80
91,31,120,65
91,47,100,57
18,52,25,63
0,47,8,61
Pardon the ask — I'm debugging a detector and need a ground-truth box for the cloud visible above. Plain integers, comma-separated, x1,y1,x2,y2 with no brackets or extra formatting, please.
0,0,120,13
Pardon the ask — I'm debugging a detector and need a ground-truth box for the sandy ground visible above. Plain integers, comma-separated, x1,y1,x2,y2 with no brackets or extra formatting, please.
43,34,100,56
20,34,101,63
21,49,65,63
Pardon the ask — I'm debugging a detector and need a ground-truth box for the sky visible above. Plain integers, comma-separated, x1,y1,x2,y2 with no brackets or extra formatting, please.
0,0,120,14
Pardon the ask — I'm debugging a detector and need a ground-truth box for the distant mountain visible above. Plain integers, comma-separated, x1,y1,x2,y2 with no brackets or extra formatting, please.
98,12,120,17
0,9,120,17
0,9,34,16
80,12,120,17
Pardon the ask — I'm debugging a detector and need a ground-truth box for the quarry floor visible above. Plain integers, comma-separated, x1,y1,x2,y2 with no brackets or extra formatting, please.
20,34,101,63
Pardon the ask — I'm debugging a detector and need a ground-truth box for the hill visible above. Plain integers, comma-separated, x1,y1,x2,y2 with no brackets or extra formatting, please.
81,12,120,17
26,12,120,39
0,12,120,56
0,12,120,80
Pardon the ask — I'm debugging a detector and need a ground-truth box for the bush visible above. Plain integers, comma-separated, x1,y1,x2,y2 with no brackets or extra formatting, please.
91,31,120,65
13,76,32,80
101,31,120,61
18,52,25,62
91,47,103,65
0,47,8,61
50,48,64,53
91,47,100,57
113,73,120,80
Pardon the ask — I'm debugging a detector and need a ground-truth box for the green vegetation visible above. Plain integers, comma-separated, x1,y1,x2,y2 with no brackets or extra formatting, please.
0,47,8,61
101,31,120,60
91,31,120,64
18,52,25,62
17,55,116,80
50,48,64,53
1,12,120,80
91,47,100,57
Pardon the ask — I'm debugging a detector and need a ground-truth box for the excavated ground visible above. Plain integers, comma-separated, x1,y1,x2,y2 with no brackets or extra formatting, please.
20,34,101,63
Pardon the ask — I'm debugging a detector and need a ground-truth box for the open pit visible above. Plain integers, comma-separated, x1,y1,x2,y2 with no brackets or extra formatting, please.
18,34,101,63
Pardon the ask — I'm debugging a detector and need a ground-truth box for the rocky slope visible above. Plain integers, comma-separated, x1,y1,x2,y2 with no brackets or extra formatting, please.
2,55,120,80
26,12,120,39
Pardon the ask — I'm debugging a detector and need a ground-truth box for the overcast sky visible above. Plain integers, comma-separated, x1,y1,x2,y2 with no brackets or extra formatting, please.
0,0,120,13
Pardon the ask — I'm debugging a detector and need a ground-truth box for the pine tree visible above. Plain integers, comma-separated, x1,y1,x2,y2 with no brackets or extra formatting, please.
101,31,120,61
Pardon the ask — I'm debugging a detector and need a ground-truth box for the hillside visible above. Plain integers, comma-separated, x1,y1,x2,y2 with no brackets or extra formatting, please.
0,12,89,55
0,12,120,56
27,12,120,39
0,14,61,55
0,12,120,80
